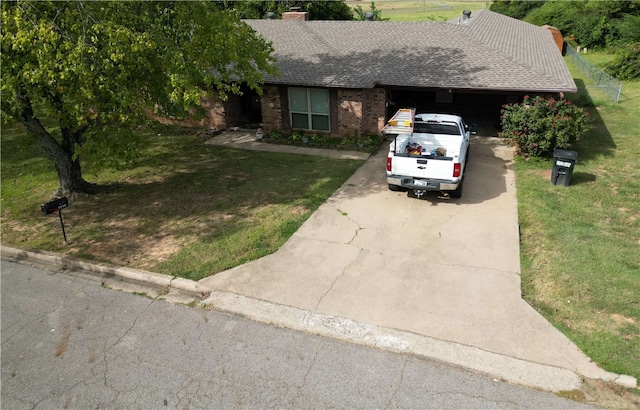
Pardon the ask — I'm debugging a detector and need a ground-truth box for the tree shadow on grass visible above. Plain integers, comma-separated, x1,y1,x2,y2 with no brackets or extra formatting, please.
566,79,617,162
50,145,364,278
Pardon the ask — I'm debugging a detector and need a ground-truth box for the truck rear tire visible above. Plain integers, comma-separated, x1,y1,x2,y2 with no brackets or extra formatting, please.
451,178,464,198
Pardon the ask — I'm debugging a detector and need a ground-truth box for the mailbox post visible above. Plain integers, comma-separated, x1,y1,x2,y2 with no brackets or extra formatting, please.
41,197,69,244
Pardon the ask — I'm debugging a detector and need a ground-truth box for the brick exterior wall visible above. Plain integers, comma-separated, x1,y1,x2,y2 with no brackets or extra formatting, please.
336,88,387,137
337,90,363,136
149,91,252,130
260,85,387,137
260,85,284,132
149,92,231,130
363,88,387,135
282,11,309,21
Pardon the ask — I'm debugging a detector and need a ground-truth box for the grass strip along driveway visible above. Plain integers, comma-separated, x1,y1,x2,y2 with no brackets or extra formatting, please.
516,56,640,385
1,126,364,281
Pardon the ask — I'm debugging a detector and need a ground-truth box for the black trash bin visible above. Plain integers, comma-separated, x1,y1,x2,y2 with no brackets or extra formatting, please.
551,149,578,186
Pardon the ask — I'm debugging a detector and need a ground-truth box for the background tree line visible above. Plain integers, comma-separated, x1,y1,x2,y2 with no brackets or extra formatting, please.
490,0,640,80
216,0,385,21
216,0,353,20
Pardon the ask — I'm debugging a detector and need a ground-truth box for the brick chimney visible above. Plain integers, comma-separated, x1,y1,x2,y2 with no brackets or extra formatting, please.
282,7,308,21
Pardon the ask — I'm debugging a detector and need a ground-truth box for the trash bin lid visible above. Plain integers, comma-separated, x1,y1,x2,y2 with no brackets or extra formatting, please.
553,149,578,160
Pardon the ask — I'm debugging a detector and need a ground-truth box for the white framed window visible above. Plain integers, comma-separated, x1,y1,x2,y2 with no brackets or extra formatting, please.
289,87,330,131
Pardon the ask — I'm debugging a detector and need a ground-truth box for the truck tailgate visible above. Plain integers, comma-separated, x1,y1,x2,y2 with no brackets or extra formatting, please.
392,156,453,180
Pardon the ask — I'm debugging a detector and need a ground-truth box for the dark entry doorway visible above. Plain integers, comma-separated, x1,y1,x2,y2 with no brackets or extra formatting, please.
240,85,262,125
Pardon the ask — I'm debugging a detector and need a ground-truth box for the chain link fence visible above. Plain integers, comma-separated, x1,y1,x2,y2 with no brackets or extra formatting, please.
566,46,622,103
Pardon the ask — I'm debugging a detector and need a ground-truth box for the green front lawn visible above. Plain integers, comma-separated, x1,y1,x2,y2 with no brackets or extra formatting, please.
1,126,364,281
516,56,640,382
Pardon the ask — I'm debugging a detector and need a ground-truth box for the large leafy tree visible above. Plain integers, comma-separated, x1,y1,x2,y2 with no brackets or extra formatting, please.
305,0,354,20
492,0,640,49
353,1,389,21
1,1,277,196
220,0,354,20
489,0,545,20
525,0,640,48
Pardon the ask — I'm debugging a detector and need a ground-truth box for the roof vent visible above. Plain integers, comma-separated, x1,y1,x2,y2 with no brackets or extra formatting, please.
364,12,374,21
266,11,276,20
457,10,472,25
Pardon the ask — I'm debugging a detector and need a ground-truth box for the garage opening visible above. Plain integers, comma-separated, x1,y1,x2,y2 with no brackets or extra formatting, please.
386,88,521,133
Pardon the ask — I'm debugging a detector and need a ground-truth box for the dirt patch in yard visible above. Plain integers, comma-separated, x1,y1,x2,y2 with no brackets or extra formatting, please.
578,378,640,410
81,232,192,270
530,169,552,180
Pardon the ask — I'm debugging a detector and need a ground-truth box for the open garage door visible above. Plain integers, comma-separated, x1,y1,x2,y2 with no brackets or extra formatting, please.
386,88,521,135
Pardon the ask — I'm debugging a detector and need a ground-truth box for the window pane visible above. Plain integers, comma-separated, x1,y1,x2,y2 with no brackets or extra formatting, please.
292,113,309,129
310,89,329,114
289,88,308,112
311,114,329,131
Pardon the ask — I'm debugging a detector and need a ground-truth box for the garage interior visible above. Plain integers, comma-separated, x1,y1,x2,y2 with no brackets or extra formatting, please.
385,88,523,135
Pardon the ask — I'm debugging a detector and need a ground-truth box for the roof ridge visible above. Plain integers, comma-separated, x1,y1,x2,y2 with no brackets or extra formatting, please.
245,15,576,92
452,9,575,89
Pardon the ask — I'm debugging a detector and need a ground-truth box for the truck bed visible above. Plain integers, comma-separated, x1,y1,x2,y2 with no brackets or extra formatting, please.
392,133,462,159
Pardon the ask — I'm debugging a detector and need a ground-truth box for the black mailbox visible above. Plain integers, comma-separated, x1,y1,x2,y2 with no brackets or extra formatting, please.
41,197,69,215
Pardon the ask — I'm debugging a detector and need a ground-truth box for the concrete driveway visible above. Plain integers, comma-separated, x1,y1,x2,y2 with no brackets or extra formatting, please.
4,130,626,392
200,134,621,390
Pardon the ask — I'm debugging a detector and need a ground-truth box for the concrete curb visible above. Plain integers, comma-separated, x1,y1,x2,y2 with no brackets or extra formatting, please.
0,244,202,296
2,244,636,391
202,291,583,392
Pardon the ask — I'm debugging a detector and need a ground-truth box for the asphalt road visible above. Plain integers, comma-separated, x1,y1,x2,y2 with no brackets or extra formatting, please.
1,260,596,409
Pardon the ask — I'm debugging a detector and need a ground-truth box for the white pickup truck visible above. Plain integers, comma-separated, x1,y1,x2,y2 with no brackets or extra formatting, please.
384,110,476,199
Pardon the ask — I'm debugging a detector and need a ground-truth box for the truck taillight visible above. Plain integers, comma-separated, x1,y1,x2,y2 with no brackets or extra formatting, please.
387,157,392,172
453,163,461,177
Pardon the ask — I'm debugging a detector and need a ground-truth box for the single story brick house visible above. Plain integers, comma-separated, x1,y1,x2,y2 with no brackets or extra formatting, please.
200,8,576,136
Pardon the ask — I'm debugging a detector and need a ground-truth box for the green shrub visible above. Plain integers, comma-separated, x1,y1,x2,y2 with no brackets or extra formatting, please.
310,134,330,144
356,134,382,148
290,130,306,142
267,130,284,140
604,42,640,80
500,95,591,157
353,1,389,21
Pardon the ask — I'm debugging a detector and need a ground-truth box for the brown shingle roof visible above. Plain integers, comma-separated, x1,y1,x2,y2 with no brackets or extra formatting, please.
245,9,576,93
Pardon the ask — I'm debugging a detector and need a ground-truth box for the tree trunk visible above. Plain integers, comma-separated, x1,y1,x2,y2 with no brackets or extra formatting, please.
40,129,98,196
16,95,98,196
